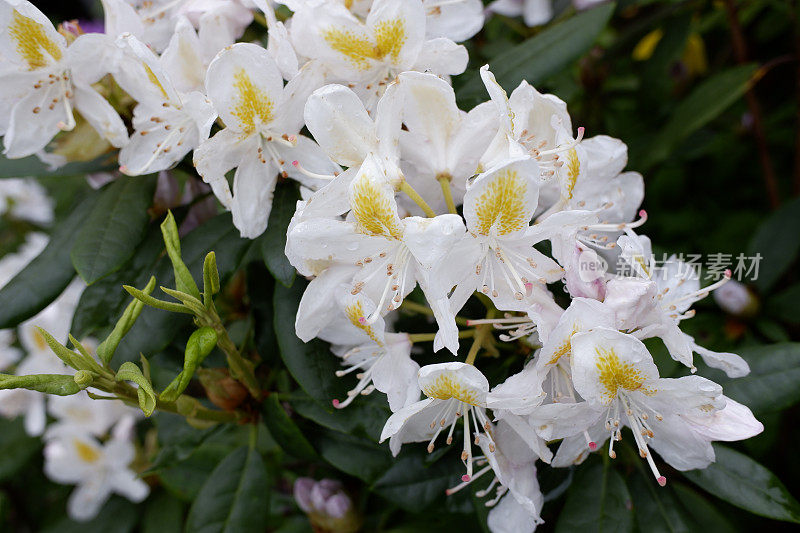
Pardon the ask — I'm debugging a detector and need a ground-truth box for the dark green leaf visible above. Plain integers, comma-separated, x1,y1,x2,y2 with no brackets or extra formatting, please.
457,4,616,107
272,281,348,403
260,183,299,287
71,175,157,284
628,474,691,533
644,64,757,168
0,419,40,482
313,429,392,483
684,444,800,523
0,191,98,329
261,395,317,461
0,153,115,178
718,343,800,413
142,490,184,533
747,197,800,293
555,461,634,533
185,446,270,533
373,452,460,511
671,483,737,533
766,283,800,323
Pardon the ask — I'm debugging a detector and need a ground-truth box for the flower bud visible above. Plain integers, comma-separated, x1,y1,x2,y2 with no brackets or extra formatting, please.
197,368,247,411
73,370,94,389
293,478,359,533
713,279,759,317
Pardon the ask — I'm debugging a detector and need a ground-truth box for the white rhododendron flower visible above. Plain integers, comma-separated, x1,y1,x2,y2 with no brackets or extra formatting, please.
381,362,496,481
193,43,337,237
0,0,128,159
44,418,149,521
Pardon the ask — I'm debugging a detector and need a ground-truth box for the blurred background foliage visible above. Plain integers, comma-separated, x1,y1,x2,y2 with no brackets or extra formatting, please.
1,0,800,531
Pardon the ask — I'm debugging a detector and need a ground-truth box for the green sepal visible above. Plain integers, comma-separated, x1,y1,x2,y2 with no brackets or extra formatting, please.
160,211,201,300
123,284,193,314
96,277,156,364
115,361,157,417
159,327,218,402
202,251,220,309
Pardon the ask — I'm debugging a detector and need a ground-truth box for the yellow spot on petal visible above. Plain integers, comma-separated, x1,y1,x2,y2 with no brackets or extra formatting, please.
547,327,578,365
564,148,580,200
33,330,47,351
351,174,403,239
595,347,653,403
231,68,274,134
74,439,101,463
9,9,62,70
144,63,168,100
345,300,383,346
423,373,479,405
322,17,406,70
473,168,528,236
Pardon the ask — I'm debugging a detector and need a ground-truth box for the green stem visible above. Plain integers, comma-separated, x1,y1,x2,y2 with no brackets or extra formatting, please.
211,319,261,399
465,309,496,365
112,382,239,423
399,180,436,217
399,300,469,326
438,175,458,215
407,330,476,343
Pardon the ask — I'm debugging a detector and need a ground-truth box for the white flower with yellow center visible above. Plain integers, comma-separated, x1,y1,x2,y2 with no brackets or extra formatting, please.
43,419,149,521
395,71,497,216
380,362,496,482
317,293,420,411
193,43,338,238
537,327,735,486
446,158,564,317
290,0,467,110
288,157,466,353
605,253,750,378
0,0,128,159
115,33,216,177
280,0,485,42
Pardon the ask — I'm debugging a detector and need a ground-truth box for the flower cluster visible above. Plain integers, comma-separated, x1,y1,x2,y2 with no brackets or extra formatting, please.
0,0,764,530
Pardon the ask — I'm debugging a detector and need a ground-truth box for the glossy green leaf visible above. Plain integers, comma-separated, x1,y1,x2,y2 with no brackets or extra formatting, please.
747,197,800,293
644,64,757,168
457,4,615,107
718,343,800,413
185,446,270,533
71,175,157,284
261,395,318,461
628,474,692,533
0,191,98,329
314,429,392,483
555,461,634,533
272,281,348,403
373,452,460,511
260,183,299,287
684,444,800,523
0,152,115,178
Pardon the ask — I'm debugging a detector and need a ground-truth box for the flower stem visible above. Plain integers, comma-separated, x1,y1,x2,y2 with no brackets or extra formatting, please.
399,300,469,326
465,309,496,365
438,175,458,215
399,180,436,217
408,330,476,343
